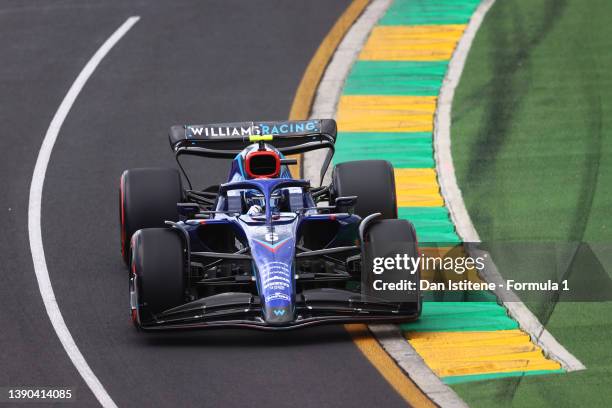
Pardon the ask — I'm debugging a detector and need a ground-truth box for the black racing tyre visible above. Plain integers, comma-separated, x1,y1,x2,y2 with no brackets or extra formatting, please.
130,228,187,326
331,160,397,219
120,167,183,265
363,219,421,317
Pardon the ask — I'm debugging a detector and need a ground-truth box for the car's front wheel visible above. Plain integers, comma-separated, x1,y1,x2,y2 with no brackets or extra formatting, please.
130,228,187,328
362,219,421,318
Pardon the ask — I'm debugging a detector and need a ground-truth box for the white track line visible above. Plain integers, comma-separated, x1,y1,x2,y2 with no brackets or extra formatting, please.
433,0,586,372
28,16,140,408
303,1,468,406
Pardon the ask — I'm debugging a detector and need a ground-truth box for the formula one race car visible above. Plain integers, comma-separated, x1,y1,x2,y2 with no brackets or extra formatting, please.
119,119,421,330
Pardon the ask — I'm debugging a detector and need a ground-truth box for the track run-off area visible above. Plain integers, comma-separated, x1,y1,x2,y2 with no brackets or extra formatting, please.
450,0,612,406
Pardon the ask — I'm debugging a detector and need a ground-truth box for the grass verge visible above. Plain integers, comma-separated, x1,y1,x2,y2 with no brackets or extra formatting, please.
450,0,612,406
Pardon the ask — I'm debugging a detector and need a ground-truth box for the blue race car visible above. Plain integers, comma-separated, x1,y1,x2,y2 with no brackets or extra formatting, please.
119,119,421,330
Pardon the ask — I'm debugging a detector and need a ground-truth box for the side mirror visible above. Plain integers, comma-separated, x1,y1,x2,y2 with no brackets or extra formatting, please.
334,196,357,213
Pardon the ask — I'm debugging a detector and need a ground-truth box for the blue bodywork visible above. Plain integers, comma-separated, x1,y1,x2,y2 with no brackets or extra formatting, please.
179,144,360,326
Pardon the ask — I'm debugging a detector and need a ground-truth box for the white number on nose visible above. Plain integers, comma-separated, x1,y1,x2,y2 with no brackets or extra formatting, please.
265,232,279,242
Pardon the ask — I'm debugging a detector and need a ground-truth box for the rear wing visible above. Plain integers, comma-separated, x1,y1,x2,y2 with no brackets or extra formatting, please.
169,119,336,156
169,119,337,184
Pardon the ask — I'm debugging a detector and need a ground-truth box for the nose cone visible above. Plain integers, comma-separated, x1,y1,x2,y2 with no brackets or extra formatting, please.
264,305,294,325
242,218,299,327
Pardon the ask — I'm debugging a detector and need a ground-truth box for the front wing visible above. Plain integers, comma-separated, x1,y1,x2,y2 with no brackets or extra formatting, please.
135,288,421,331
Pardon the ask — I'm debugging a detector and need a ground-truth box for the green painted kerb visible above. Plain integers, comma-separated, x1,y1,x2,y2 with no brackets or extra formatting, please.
401,302,520,332
335,132,434,168
398,207,461,243
343,61,448,96
379,0,482,26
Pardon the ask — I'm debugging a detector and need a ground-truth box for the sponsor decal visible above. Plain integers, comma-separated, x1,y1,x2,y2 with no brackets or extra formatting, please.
186,120,320,139
264,232,279,242
257,120,319,135
260,262,291,293
188,125,255,137
267,292,291,301
273,309,286,316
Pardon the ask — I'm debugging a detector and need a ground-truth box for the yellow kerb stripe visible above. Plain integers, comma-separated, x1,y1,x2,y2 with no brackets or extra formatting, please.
394,168,444,207
337,95,436,133
359,25,467,61
406,330,562,377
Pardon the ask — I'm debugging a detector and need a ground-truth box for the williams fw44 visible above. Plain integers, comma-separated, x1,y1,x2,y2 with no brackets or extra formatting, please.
119,119,421,330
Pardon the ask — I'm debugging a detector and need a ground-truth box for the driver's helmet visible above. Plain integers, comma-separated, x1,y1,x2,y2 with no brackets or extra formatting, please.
244,189,286,216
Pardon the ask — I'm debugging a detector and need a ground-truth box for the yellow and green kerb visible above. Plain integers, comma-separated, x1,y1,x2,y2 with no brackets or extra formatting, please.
335,0,563,384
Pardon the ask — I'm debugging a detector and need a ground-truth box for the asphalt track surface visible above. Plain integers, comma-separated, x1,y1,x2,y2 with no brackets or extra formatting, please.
0,1,414,407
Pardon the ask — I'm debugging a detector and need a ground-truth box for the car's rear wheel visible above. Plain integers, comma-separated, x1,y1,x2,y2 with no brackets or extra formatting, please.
120,167,183,266
330,160,397,219
130,228,187,327
363,219,421,318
